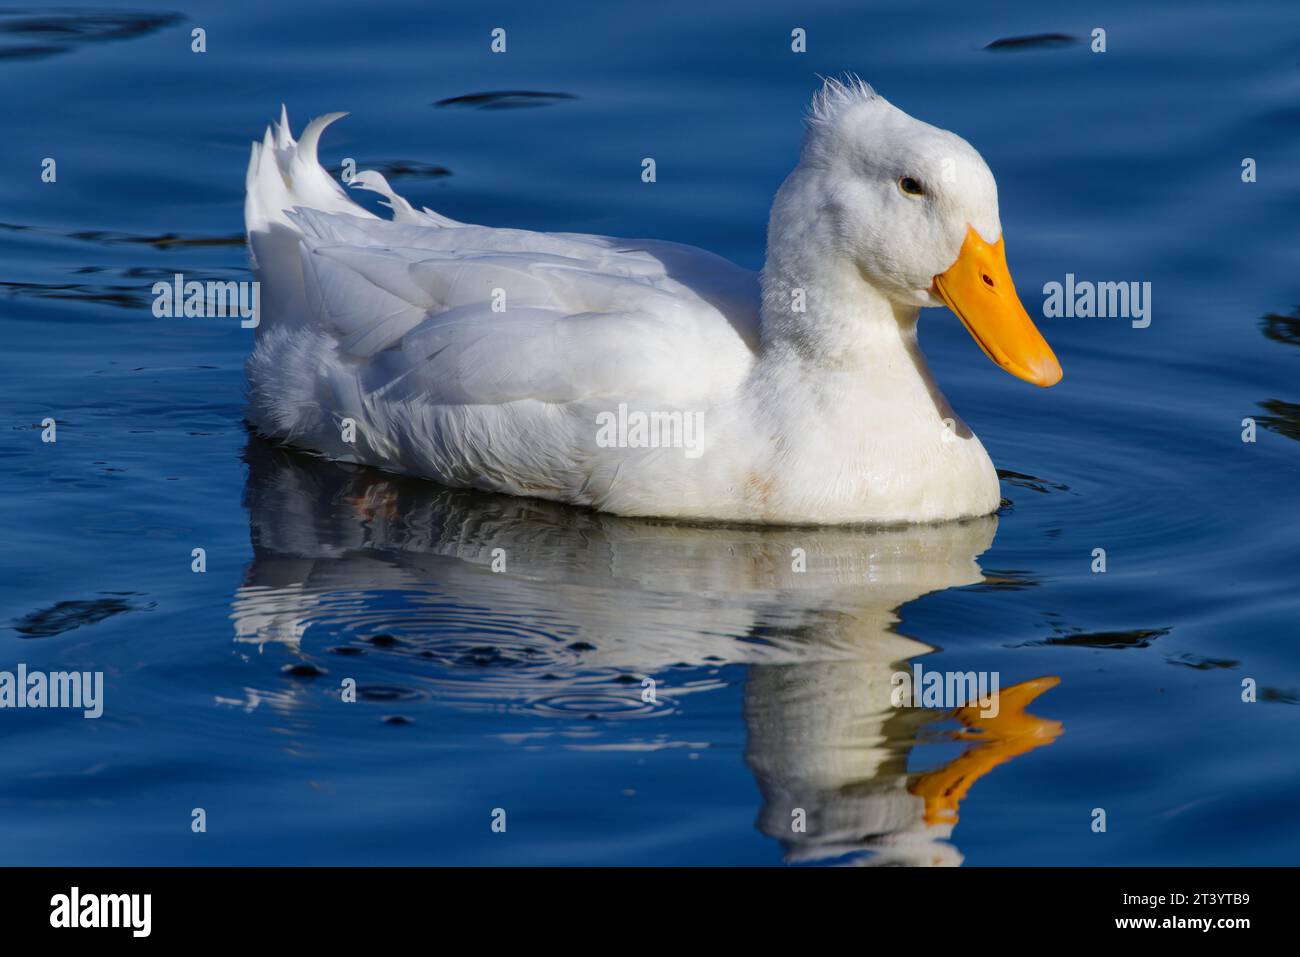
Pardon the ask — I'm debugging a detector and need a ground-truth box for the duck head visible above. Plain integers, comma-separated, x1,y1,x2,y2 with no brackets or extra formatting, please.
764,77,1062,387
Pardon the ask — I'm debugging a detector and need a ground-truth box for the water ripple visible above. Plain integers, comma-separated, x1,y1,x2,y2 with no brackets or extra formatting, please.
0,8,184,62
434,90,577,110
12,594,144,638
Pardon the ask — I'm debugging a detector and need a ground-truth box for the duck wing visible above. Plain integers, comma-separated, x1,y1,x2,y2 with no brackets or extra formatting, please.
244,111,759,504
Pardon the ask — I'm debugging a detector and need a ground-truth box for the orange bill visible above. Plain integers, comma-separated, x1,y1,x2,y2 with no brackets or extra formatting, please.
932,226,1063,387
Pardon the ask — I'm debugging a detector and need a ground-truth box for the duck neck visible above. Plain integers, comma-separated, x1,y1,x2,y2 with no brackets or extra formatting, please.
757,171,922,372
759,252,921,370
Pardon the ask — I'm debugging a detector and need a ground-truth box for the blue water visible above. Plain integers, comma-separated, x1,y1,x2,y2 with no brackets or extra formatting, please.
1,0,1298,865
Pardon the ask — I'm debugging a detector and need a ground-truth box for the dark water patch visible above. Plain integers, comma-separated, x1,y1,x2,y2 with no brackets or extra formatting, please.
445,643,553,668
0,279,148,309
997,470,1071,494
968,568,1040,592
12,596,139,638
383,715,413,726
357,685,422,702
1021,627,1171,650
434,90,577,110
67,229,246,250
985,33,1078,51
463,645,514,666
328,645,365,656
1168,653,1240,670
0,221,243,251
281,663,327,678
1261,687,1300,705
0,9,185,62
1260,310,1300,347
68,265,191,283
336,160,452,180
1257,399,1300,440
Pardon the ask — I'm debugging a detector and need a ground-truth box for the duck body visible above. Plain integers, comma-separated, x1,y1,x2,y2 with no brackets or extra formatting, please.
245,80,1055,525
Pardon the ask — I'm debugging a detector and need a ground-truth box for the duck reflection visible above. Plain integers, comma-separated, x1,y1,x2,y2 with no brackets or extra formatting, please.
233,437,1060,865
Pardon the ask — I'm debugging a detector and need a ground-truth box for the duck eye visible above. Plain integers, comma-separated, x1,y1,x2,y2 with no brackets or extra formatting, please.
898,176,924,196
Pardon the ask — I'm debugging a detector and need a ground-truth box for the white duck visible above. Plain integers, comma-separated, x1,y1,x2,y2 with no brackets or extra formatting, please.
244,77,1061,525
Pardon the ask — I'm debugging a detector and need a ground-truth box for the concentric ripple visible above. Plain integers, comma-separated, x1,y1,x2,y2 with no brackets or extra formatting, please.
233,583,689,718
